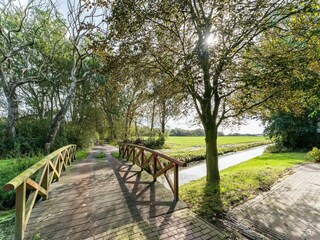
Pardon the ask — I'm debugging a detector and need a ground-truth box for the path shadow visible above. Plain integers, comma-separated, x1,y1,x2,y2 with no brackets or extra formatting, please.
102,154,182,239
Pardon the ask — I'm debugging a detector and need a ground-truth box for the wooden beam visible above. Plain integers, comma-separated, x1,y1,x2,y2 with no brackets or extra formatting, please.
155,162,174,178
26,178,48,198
15,181,26,240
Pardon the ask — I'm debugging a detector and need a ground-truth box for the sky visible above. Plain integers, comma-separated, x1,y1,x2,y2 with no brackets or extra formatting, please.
167,118,265,135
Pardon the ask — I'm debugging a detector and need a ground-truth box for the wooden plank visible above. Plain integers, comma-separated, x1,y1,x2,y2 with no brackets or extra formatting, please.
48,160,60,182
119,143,186,166
155,162,174,178
26,178,48,198
173,164,179,201
25,189,39,231
15,181,26,240
2,145,76,191
141,153,154,169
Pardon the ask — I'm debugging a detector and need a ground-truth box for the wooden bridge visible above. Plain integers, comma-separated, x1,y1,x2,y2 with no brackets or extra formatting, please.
3,144,229,240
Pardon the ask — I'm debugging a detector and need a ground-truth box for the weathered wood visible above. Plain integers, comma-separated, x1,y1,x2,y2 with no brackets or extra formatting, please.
174,164,179,201
119,143,185,200
15,181,26,240
119,143,186,166
153,155,157,181
26,178,48,197
3,144,77,240
3,145,75,191
155,162,174,178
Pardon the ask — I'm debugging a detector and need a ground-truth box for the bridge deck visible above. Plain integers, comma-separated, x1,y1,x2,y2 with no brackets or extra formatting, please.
25,145,229,240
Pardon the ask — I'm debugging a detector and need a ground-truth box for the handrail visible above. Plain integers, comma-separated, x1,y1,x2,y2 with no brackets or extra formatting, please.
118,143,186,201
3,144,77,240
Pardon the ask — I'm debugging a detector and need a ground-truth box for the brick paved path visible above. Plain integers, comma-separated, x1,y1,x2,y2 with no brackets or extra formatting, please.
25,144,230,239
227,164,320,239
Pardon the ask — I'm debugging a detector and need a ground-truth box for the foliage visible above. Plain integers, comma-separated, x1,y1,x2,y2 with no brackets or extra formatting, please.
306,147,320,162
75,149,90,160
180,152,308,218
0,156,42,210
264,144,290,153
169,128,205,136
144,135,166,149
95,152,106,159
264,111,320,150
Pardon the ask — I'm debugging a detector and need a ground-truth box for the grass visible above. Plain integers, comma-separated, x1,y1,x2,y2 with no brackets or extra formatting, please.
75,149,90,159
95,152,106,158
165,136,268,149
160,136,269,164
180,152,309,219
0,209,14,240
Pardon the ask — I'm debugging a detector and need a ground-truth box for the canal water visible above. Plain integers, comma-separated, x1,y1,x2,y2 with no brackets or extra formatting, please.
158,145,268,188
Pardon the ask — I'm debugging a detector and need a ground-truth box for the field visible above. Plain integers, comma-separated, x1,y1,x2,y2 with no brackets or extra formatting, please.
165,136,268,149
180,152,309,219
161,136,269,163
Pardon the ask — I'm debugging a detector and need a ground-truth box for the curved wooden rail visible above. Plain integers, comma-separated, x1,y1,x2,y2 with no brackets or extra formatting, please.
3,144,77,240
119,143,186,201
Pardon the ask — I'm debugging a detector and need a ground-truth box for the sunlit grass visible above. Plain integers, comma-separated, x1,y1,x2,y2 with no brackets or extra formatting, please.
180,152,308,219
165,136,268,149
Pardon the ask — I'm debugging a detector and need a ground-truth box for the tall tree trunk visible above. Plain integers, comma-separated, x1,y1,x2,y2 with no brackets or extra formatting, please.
203,121,220,182
6,90,19,141
150,99,156,134
134,120,138,138
160,100,166,134
197,24,220,182
0,70,19,142
44,65,78,153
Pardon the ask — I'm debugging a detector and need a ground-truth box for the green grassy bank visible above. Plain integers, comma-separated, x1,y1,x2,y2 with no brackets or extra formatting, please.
180,152,309,219
162,136,269,163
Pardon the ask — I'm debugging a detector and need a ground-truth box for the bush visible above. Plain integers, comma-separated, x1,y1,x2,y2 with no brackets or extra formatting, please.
0,156,42,210
264,144,290,153
306,147,320,162
95,152,106,158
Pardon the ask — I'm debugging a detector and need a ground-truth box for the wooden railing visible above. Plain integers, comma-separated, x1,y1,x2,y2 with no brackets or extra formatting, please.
3,144,77,240
119,143,186,201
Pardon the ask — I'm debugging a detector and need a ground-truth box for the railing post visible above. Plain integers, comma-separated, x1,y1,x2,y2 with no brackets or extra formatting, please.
41,164,49,200
141,149,144,171
15,180,26,240
173,164,179,201
153,155,157,181
132,147,136,164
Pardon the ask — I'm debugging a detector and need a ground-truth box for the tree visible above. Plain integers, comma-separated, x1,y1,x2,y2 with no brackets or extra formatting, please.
0,1,53,144
103,0,314,182
44,0,100,152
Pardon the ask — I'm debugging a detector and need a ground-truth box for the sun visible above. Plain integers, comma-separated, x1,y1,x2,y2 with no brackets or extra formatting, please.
205,33,218,46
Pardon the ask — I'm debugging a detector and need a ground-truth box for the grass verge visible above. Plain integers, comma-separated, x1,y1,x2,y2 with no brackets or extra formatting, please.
180,152,309,219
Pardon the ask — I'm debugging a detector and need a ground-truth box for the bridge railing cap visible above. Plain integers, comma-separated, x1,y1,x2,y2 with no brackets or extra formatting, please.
3,144,76,192
119,143,186,167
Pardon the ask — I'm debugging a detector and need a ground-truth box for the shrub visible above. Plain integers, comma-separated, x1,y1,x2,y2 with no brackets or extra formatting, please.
0,156,41,210
264,144,290,153
306,147,320,163
95,152,106,158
